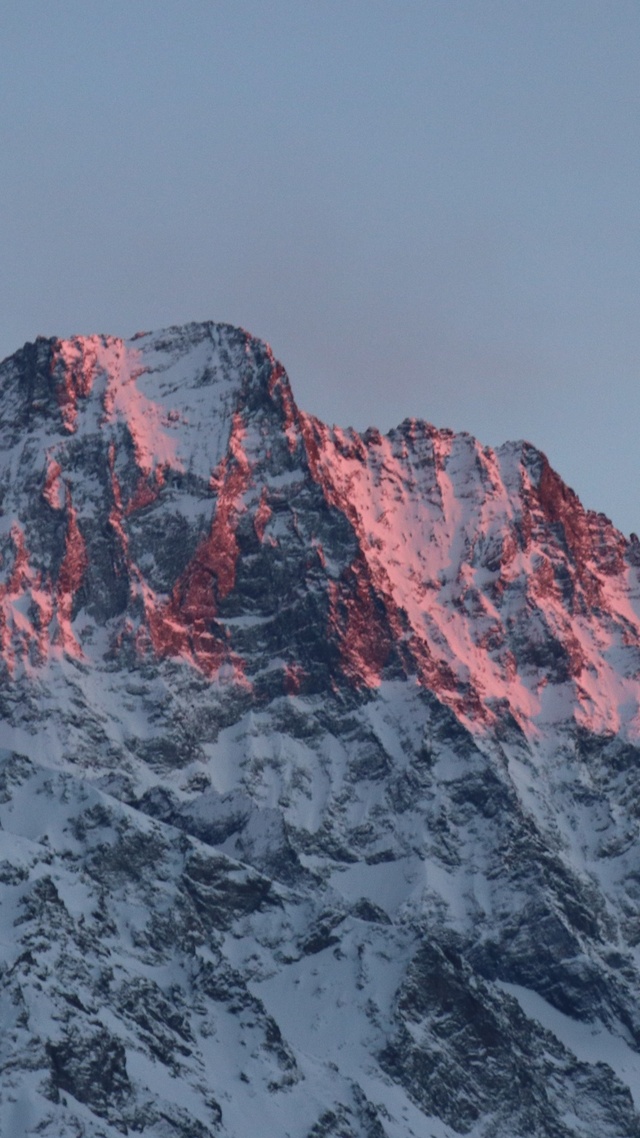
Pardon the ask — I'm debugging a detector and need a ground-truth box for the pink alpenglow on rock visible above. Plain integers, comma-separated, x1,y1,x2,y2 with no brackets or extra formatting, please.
0,319,639,742
3,322,640,1138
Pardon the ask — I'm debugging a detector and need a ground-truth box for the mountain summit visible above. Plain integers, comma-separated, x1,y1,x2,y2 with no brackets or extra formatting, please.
1,321,640,1137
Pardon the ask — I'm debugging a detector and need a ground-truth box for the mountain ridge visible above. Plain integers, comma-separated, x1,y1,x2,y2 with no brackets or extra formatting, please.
1,321,638,735
1,321,640,1137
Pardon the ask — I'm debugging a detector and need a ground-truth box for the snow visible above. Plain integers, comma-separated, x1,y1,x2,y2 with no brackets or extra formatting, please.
498,981,640,1108
2,320,640,1135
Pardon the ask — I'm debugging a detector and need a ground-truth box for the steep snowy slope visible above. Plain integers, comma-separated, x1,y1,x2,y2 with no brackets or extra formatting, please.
1,321,640,1137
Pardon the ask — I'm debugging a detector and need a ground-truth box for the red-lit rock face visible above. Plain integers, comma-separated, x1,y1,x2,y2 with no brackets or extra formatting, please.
1,320,640,744
52,337,100,433
294,408,640,738
0,491,88,671
139,413,252,679
54,490,89,655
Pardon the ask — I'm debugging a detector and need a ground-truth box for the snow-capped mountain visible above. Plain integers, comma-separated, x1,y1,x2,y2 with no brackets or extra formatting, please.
1,320,640,1137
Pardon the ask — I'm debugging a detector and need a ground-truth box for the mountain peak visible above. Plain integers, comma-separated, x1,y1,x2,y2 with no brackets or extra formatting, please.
2,321,291,468
3,321,640,1136
0,319,638,737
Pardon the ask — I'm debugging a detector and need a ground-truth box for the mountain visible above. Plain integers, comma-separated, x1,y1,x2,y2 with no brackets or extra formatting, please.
1,320,640,1137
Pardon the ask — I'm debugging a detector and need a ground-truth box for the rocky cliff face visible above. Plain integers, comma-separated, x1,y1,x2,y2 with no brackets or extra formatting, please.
1,321,640,1136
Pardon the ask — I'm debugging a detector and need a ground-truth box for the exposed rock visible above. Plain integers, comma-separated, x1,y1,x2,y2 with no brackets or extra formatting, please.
1,320,640,1136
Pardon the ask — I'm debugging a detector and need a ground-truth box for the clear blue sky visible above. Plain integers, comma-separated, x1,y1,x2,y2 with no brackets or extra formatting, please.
2,1,639,532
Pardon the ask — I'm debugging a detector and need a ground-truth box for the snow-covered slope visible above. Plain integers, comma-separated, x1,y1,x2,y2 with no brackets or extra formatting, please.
1,321,640,1136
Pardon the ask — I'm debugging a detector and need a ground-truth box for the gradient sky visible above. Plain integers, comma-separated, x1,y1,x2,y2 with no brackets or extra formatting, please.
1,1,639,532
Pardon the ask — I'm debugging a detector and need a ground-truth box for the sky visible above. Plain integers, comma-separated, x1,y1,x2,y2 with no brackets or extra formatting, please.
1,1,639,533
